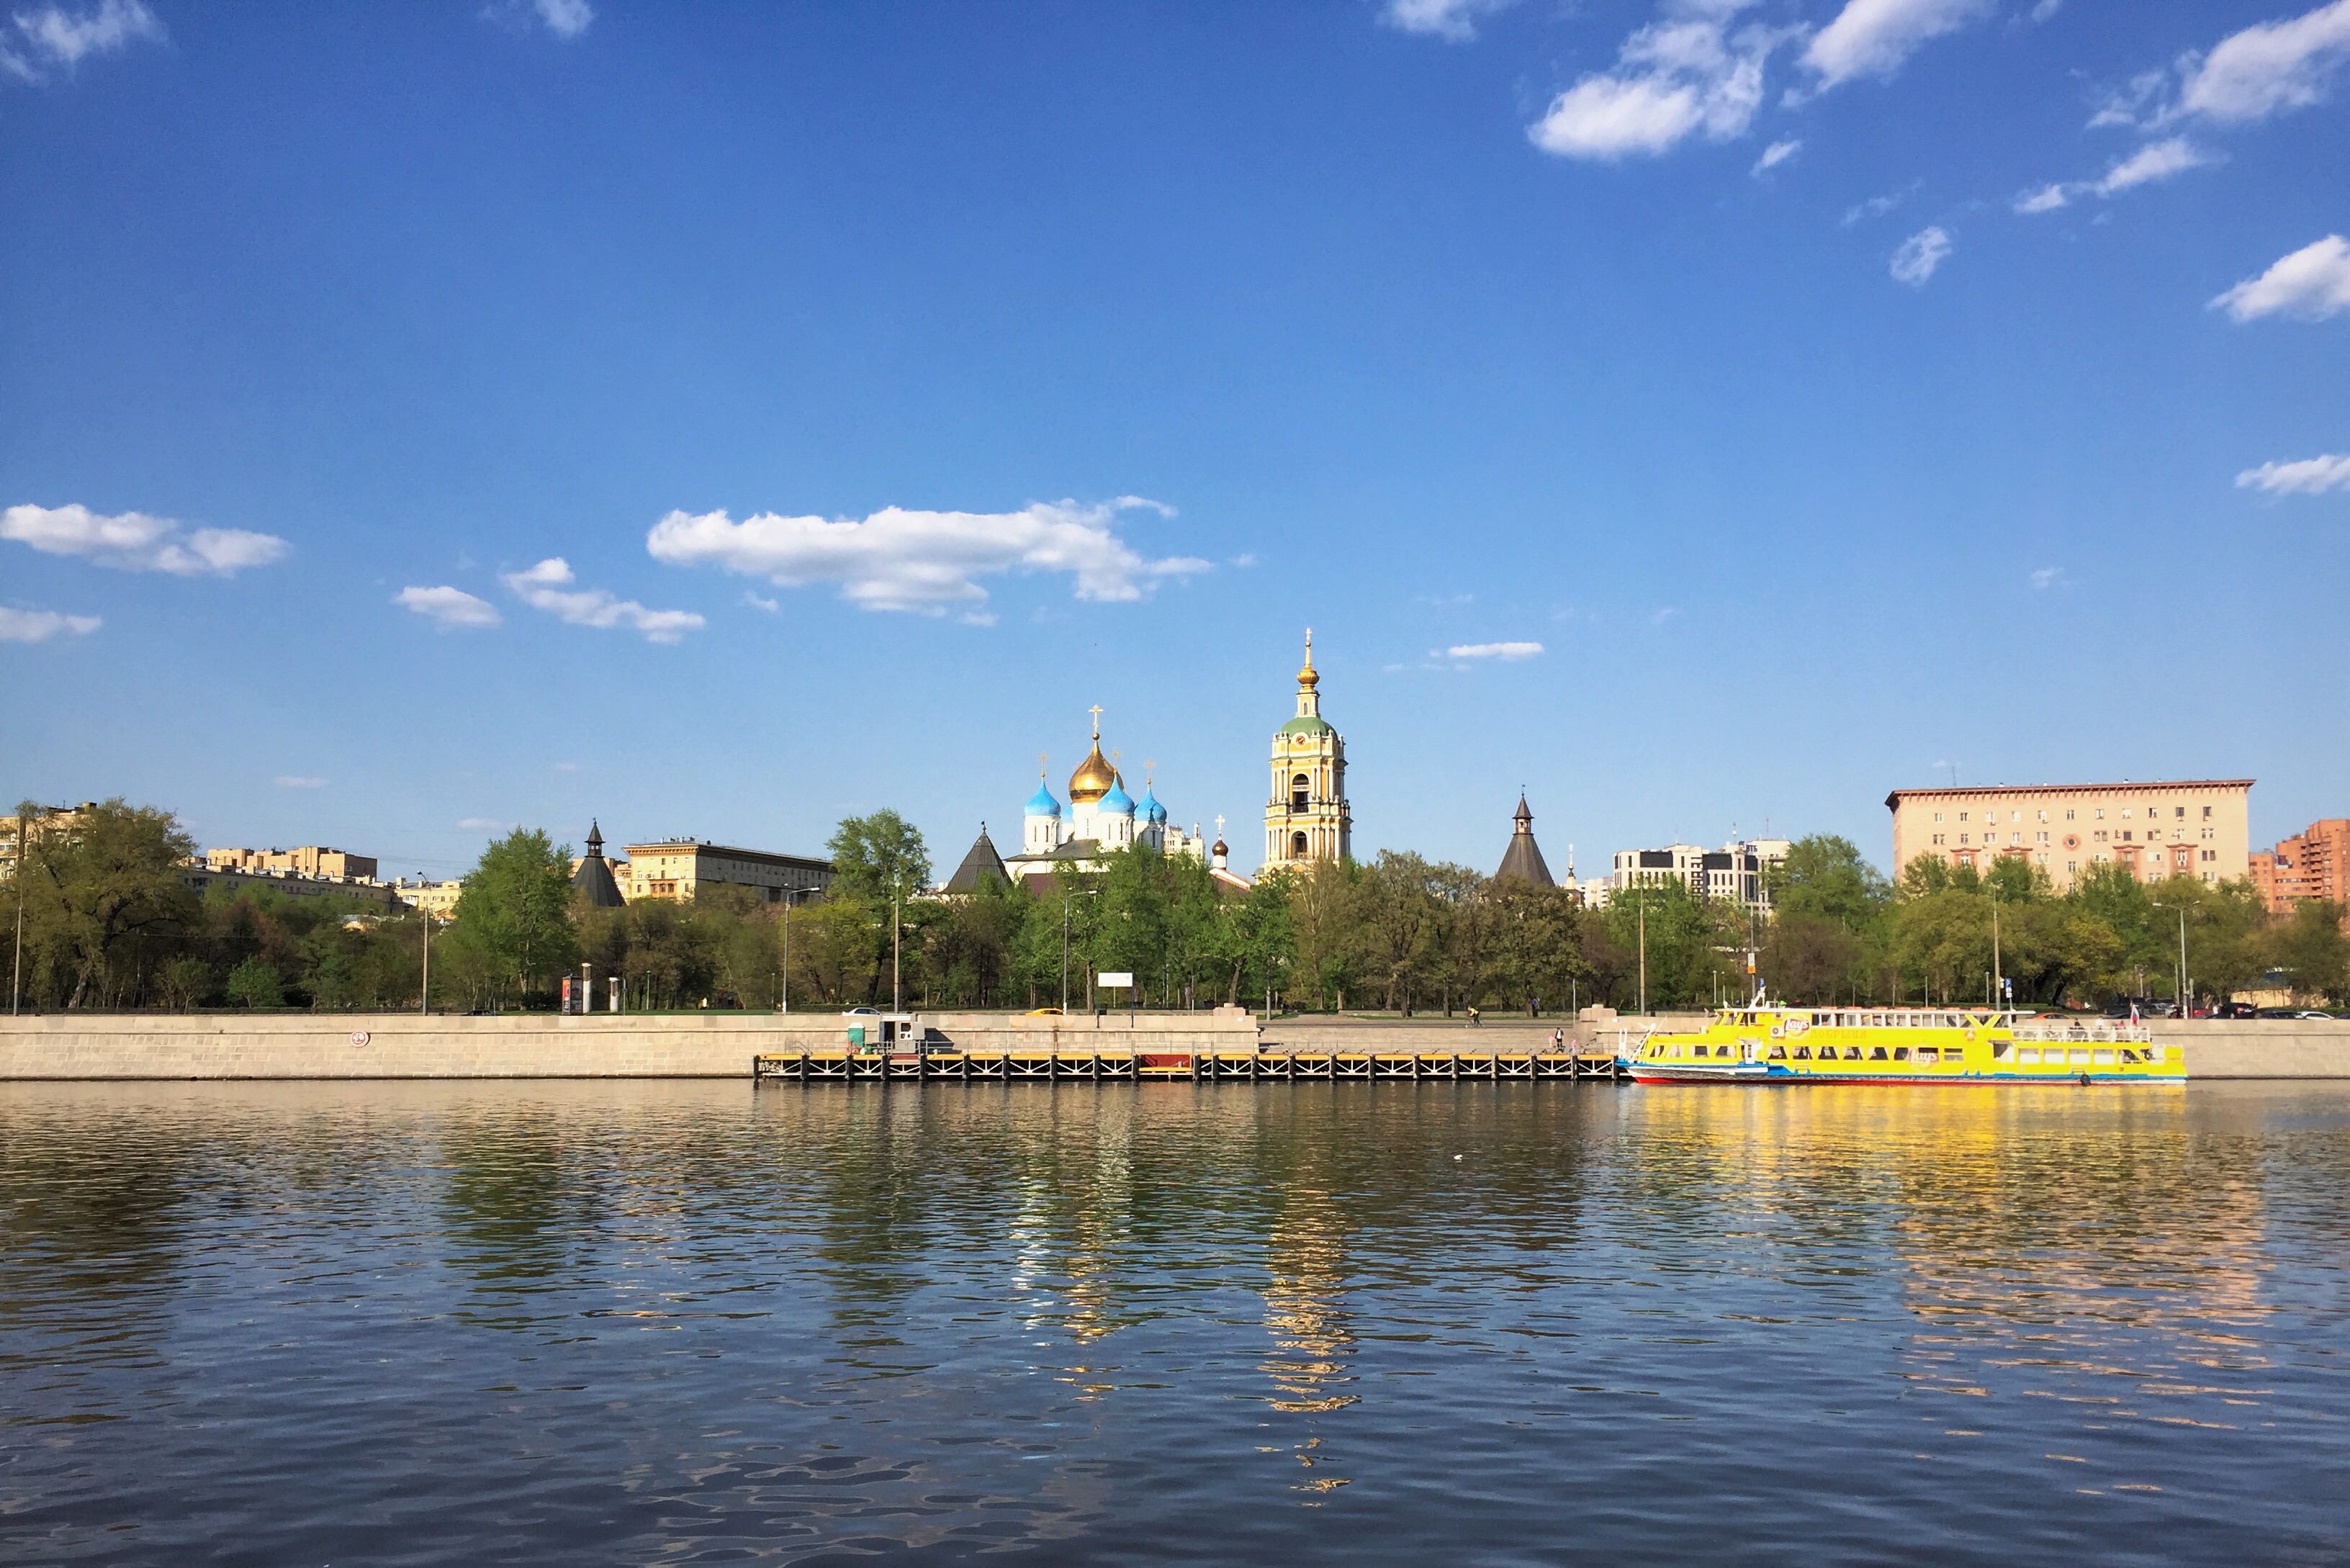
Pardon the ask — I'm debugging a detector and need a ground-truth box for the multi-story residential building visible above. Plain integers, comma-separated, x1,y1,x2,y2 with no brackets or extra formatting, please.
1886,779,2251,892
181,863,405,909
206,845,379,880
1608,839,1790,911
395,878,466,920
623,839,833,905
2250,819,2350,912
0,801,98,883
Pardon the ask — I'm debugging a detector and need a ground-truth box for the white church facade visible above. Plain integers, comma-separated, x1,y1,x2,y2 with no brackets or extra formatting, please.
1000,708,1212,888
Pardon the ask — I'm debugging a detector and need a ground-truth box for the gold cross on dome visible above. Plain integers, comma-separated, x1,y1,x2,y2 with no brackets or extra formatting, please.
1089,704,1102,738
1038,752,1048,779
1145,757,1156,782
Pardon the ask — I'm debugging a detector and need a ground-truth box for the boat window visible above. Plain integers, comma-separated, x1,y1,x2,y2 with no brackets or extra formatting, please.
1844,1046,1863,1061
1892,1047,1910,1061
1916,1047,1937,1063
2118,1048,2138,1063
2018,1048,2040,1064
1990,1042,2011,1060
1768,1045,1786,1060
1792,1045,1810,1060
2067,1049,2091,1065
1869,1046,1888,1061
2093,1050,2115,1065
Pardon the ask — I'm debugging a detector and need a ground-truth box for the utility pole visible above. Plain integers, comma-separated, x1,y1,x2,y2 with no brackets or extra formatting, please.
419,895,430,1015
780,898,791,1013
2177,906,2189,1011
11,893,22,1016
1990,891,2001,1012
1638,898,1647,1017
891,896,901,1012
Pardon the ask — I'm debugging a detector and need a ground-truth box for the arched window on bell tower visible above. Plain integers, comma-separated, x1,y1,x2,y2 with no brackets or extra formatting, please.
1290,772,1310,812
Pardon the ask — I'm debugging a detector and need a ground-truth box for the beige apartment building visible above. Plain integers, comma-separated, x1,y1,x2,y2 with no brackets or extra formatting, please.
0,802,97,883
1886,780,2252,893
623,839,833,905
206,844,380,880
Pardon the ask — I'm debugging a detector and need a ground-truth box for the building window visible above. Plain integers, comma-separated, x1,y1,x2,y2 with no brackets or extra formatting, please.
2122,808,2132,819
1291,831,1308,857
2038,810,2048,822
2067,861,2077,873
1933,811,1942,823
2175,806,2185,819
1958,812,1968,822
2202,806,2212,819
1959,834,1969,844
1290,773,1310,812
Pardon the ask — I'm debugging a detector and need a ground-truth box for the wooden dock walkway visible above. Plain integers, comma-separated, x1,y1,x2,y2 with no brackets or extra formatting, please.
752,1048,1630,1083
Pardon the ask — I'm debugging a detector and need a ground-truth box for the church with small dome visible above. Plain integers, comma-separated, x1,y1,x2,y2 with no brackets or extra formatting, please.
998,706,1211,888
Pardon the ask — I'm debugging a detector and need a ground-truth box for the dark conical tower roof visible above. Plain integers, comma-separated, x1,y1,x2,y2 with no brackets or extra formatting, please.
943,824,1009,893
1495,795,1554,886
572,819,626,907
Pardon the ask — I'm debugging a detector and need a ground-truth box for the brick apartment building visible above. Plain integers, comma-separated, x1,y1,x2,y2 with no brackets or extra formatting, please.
2251,819,2350,913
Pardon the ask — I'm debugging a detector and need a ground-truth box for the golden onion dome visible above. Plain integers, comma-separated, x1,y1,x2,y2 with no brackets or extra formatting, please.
1068,739,1118,803
1297,627,1319,689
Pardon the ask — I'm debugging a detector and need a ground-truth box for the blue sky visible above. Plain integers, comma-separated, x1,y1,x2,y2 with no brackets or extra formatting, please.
4,0,2346,883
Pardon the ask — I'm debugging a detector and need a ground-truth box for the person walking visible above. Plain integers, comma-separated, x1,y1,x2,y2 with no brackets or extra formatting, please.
1468,1005,1481,1027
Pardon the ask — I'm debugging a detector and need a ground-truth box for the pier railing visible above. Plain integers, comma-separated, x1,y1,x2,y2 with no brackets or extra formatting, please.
753,1047,1630,1084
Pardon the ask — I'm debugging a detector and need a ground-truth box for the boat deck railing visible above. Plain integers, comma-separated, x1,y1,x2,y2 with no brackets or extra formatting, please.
2008,1020,2153,1044
753,1048,1631,1084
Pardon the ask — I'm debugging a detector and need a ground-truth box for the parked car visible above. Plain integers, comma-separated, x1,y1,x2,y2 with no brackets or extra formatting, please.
2215,1001,2259,1019
842,1005,881,1017
2299,1011,2337,1021
2256,1007,2303,1019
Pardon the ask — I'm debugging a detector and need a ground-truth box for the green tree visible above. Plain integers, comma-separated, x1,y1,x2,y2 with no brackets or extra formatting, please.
1359,851,1443,1014
449,829,582,1006
225,954,286,1009
2272,901,2349,1005
1770,835,1891,932
6,798,201,1009
826,811,931,909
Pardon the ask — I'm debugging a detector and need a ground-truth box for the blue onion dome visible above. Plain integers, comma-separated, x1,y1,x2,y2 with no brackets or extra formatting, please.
1099,775,1135,816
1026,778,1061,818
1138,782,1168,824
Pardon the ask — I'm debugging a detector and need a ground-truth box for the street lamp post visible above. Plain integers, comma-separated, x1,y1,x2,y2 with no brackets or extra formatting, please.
780,898,791,1014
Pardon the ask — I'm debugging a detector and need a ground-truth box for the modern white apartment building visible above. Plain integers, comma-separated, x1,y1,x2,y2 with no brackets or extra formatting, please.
1885,780,2251,892
1608,839,1791,911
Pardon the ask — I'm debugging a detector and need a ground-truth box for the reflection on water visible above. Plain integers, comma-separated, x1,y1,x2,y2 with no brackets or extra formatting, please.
1,1081,2346,1565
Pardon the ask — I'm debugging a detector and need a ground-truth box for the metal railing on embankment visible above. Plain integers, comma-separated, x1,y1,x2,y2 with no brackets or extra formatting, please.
752,1048,1630,1084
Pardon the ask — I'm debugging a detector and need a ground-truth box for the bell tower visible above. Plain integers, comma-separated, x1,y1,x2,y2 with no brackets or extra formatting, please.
1264,629,1351,868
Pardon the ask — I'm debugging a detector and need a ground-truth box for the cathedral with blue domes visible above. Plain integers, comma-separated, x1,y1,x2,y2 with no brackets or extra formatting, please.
999,706,1211,888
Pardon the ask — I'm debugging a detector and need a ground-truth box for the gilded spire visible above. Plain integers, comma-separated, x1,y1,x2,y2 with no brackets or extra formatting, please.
1297,627,1319,690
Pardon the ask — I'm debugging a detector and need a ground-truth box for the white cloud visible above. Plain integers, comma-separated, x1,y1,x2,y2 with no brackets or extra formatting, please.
532,0,592,37
2211,235,2350,323
396,585,502,629
2030,0,2063,20
2016,137,2217,215
2097,136,2216,193
2028,566,2066,590
501,558,705,643
1382,0,1513,42
740,590,781,613
481,0,593,38
1,502,288,576
0,605,100,643
456,817,513,832
274,775,326,789
2176,0,2350,125
2236,454,2350,495
646,497,1210,616
1526,3,1784,161
1650,606,1681,625
1801,0,1993,91
1752,137,1801,174
1444,641,1544,661
0,0,163,84
1890,225,1953,286
1841,181,1919,225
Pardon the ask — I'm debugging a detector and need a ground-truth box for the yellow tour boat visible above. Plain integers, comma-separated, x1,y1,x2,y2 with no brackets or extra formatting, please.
1624,1004,2185,1086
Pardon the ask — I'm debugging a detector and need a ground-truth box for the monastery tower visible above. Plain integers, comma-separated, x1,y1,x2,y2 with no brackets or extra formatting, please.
1264,630,1351,868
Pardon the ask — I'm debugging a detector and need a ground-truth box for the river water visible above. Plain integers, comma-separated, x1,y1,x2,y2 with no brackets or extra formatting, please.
3,1081,2344,1566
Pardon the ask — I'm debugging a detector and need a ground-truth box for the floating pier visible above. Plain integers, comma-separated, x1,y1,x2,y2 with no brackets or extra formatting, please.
752,1047,1630,1083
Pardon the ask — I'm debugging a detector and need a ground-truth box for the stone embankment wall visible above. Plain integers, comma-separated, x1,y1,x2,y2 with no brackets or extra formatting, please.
0,1009,1260,1081
1,1010,2343,1080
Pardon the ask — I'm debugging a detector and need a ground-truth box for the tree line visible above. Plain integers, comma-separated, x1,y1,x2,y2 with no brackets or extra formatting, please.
6,798,2342,1012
